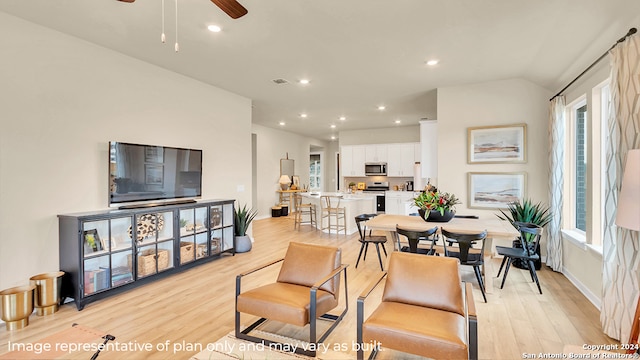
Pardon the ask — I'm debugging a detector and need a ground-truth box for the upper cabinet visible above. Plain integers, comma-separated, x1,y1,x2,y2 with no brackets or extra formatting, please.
342,143,420,178
387,143,417,177
341,145,366,177
420,120,438,180
365,144,388,163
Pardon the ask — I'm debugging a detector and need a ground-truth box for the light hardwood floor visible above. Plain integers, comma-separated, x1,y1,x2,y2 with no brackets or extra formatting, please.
0,216,619,359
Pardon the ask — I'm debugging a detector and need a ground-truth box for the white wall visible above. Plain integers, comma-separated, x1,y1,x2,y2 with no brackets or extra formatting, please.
0,13,252,290
437,78,551,247
251,124,329,219
339,125,420,146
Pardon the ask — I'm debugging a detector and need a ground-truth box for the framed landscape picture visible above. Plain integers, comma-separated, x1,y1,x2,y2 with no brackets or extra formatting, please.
468,124,526,163
145,164,164,185
468,172,526,209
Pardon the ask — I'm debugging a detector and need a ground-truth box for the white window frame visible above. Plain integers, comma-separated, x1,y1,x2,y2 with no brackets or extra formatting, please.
309,152,322,191
563,97,587,243
561,79,610,253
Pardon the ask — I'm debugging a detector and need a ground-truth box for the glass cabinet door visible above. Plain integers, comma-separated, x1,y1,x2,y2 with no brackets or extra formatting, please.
132,211,174,279
179,207,207,264
82,216,132,295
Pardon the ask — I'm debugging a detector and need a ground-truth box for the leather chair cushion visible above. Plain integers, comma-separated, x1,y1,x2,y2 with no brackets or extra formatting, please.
382,252,465,316
237,282,339,327
277,242,341,296
363,301,467,359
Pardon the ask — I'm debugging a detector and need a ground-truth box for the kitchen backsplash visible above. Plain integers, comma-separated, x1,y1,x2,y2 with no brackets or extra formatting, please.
344,176,415,191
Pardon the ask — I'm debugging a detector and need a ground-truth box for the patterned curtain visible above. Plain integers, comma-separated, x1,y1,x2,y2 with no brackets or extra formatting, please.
547,96,565,272
601,32,640,342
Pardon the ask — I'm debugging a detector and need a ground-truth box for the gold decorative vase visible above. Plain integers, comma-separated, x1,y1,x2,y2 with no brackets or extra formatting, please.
30,271,65,316
0,285,36,330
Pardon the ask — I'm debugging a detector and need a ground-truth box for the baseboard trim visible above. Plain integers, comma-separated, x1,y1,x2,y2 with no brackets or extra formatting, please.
561,265,601,310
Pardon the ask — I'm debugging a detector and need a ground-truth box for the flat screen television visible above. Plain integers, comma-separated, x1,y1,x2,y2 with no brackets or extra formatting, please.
109,141,202,207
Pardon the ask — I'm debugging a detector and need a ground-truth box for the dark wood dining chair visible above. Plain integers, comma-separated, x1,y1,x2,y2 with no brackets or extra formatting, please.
441,228,488,302
395,225,439,255
495,222,543,294
354,214,388,270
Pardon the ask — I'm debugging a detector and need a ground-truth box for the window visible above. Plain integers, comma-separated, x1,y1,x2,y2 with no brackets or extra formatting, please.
575,104,587,232
310,153,321,191
562,80,610,249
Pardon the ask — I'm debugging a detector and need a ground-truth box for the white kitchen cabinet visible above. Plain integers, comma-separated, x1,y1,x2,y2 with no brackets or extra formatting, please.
385,191,417,215
420,120,438,180
341,145,366,177
387,143,417,177
365,144,388,163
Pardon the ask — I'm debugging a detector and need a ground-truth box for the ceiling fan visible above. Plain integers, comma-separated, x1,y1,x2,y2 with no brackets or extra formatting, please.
117,0,248,19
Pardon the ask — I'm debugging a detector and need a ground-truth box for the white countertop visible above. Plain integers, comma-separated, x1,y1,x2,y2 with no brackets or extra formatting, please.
301,192,376,200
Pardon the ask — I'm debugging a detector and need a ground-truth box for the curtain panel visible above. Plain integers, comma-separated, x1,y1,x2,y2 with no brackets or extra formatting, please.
547,96,565,272
601,32,640,342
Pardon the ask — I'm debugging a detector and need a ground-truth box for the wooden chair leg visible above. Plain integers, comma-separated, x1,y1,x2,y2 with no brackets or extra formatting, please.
473,265,487,302
528,260,542,294
375,244,384,271
355,243,366,268
500,258,512,289
363,243,369,261
497,256,508,277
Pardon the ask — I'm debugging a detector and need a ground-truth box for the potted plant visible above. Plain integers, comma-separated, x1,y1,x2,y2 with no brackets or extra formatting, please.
234,203,258,253
413,190,461,222
496,198,552,269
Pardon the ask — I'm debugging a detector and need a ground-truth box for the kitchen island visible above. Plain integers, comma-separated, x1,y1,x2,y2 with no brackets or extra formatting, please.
300,192,376,235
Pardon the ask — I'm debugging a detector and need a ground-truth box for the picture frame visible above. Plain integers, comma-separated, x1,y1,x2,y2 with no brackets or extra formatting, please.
83,229,103,253
467,124,526,163
468,172,527,209
145,164,164,185
292,175,300,188
144,146,164,163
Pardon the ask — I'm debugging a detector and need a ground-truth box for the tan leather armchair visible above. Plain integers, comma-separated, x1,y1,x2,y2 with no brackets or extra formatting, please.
235,242,348,357
357,252,478,360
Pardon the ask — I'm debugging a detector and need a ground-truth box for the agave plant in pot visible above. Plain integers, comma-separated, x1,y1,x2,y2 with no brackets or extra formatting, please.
496,199,552,270
234,203,258,253
413,190,461,222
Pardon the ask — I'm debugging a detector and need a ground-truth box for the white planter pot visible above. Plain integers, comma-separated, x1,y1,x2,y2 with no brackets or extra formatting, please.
235,235,252,253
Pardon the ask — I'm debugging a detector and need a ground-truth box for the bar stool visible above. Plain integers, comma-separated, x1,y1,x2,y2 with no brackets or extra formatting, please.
321,195,346,235
293,193,317,229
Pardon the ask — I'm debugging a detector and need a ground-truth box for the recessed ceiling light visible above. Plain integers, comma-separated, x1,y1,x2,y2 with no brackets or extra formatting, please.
330,124,336,129
426,59,439,66
378,105,386,111
331,136,336,140
339,116,346,121
394,120,401,124
299,79,310,85
300,113,308,118
207,25,222,33
279,121,285,126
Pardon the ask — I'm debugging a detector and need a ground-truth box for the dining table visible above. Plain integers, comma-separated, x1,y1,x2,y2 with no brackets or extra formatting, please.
365,213,520,254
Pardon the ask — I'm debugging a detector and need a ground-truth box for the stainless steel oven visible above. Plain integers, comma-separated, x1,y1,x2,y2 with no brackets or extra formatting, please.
363,181,389,213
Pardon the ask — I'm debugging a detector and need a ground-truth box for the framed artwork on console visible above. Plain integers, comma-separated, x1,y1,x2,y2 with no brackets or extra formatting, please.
468,172,526,209
83,229,103,253
467,124,526,164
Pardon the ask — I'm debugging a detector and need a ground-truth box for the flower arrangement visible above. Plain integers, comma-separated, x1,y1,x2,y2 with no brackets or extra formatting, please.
413,191,461,216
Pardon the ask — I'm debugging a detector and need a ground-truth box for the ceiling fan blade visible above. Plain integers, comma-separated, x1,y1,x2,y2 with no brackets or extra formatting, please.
210,0,248,19
117,0,136,3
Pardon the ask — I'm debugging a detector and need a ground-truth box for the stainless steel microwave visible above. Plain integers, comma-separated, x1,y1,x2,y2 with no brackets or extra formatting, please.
365,162,387,176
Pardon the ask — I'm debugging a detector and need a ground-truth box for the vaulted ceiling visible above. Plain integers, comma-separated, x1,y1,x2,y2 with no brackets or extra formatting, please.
1,0,638,140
